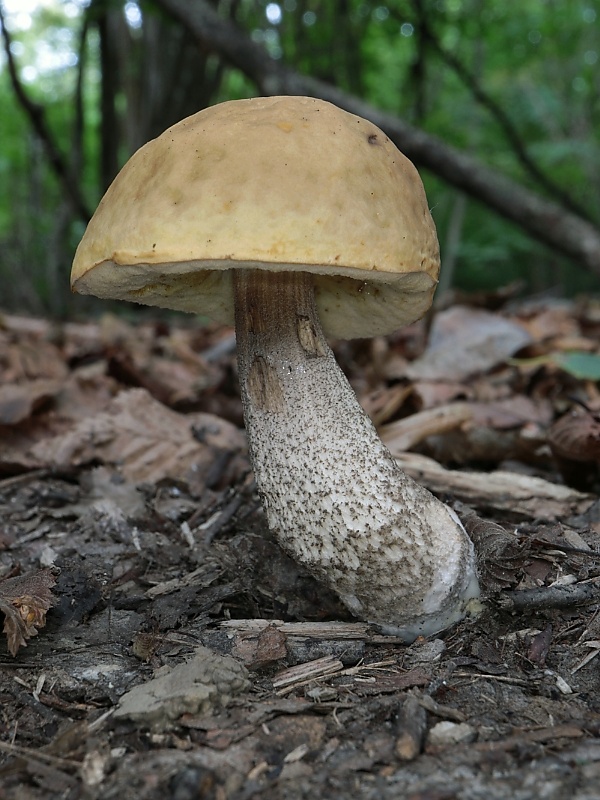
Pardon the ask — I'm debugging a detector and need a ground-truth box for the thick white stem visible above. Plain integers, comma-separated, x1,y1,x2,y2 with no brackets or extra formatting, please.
233,269,479,640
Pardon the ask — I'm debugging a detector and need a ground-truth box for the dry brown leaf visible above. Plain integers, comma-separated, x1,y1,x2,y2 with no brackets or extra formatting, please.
515,303,582,343
419,395,552,466
547,406,600,490
107,349,219,408
0,379,62,425
407,306,532,381
98,314,222,408
52,366,120,422
0,313,51,338
459,508,530,590
0,569,57,656
0,336,68,384
31,388,245,484
468,395,553,430
548,406,600,462
526,624,553,666
232,624,288,669
411,381,473,410
0,370,119,473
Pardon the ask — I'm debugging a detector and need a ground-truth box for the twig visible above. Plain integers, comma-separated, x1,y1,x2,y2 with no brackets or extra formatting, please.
416,692,466,723
199,493,243,543
471,724,583,752
453,672,530,686
0,739,81,769
571,640,600,674
497,580,600,612
0,470,49,489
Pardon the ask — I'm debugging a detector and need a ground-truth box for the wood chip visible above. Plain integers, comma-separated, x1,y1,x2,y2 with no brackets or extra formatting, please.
220,619,370,639
272,656,343,692
380,402,472,454
393,694,427,761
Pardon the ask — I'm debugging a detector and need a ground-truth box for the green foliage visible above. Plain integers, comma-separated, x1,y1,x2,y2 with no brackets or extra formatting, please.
552,352,600,381
187,0,600,294
510,352,600,381
0,0,599,315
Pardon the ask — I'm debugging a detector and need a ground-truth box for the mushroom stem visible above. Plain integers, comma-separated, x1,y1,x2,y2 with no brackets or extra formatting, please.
233,269,479,640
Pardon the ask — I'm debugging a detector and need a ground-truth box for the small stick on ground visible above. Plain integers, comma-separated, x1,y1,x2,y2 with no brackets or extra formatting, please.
497,580,600,612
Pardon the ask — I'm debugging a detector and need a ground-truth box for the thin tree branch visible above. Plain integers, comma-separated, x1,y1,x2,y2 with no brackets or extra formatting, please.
71,11,89,175
0,7,91,222
497,580,600,612
153,0,600,276
407,0,593,222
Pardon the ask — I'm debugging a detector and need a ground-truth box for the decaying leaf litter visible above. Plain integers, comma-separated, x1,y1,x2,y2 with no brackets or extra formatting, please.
0,292,599,799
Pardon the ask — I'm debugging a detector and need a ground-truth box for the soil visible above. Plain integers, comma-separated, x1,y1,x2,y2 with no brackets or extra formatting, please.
0,305,599,799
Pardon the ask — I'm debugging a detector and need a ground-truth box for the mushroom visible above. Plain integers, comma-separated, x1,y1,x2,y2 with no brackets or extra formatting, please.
71,96,480,640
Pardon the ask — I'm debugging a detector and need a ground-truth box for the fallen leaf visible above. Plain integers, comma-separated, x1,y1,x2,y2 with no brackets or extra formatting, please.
0,569,57,656
232,624,288,669
410,381,473,409
0,380,62,425
406,306,532,381
460,508,529,590
527,624,553,666
509,351,600,380
515,302,582,342
548,407,600,462
547,405,600,490
30,388,245,484
468,395,553,429
0,336,69,384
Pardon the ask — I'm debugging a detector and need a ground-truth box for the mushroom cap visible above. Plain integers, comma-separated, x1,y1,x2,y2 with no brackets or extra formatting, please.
72,96,440,339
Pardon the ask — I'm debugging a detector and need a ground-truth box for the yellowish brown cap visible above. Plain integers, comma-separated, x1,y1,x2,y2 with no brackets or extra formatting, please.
71,96,440,339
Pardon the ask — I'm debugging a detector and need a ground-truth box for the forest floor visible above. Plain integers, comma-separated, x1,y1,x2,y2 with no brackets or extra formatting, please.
0,290,599,799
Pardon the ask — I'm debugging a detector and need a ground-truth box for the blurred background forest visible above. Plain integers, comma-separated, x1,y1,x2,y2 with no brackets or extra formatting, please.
0,0,599,319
